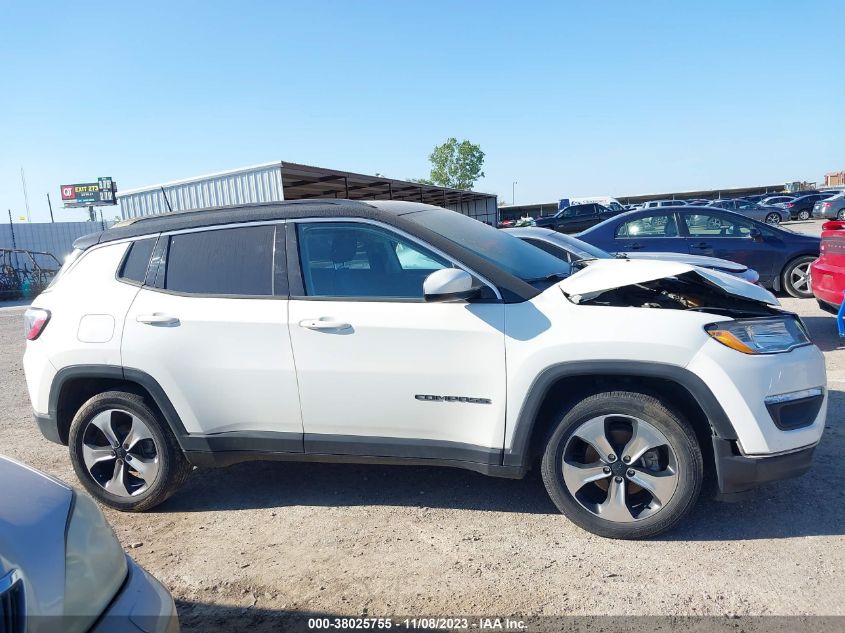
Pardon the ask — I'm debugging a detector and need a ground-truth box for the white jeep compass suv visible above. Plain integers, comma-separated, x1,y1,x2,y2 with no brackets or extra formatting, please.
22,200,827,539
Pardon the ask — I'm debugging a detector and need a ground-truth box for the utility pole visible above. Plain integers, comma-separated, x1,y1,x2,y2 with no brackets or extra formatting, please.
46,193,54,222
512,181,518,206
20,167,31,222
8,210,16,248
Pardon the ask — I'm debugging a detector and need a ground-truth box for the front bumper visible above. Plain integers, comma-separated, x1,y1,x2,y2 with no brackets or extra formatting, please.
687,340,827,455
91,557,179,633
712,437,816,501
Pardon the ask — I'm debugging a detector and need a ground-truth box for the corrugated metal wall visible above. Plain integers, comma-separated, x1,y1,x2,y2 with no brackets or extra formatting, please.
0,221,112,261
119,163,284,219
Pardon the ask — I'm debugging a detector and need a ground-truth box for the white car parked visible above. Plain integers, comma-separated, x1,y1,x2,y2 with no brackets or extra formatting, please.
23,201,827,539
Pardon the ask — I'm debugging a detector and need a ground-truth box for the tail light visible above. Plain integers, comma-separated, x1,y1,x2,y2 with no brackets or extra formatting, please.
786,202,795,208
24,308,51,340
822,202,832,209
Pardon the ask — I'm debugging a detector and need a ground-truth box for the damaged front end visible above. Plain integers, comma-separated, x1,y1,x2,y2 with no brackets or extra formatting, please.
558,259,781,318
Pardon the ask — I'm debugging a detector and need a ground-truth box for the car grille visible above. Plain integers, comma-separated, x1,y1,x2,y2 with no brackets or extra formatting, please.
0,570,25,633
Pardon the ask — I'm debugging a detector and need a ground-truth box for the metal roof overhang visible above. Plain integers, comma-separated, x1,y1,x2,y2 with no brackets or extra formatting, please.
280,161,493,206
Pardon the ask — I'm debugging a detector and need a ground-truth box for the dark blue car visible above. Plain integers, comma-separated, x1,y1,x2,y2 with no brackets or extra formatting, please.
577,206,820,298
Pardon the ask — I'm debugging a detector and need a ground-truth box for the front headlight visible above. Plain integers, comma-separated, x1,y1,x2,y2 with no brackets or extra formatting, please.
64,493,128,633
705,316,810,354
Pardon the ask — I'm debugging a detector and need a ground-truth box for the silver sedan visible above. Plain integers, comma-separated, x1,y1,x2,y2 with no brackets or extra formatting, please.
502,226,760,284
0,455,179,633
706,199,788,225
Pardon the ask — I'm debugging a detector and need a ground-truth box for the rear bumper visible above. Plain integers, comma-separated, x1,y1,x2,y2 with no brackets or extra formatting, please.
35,411,63,445
712,437,816,501
91,557,179,633
811,260,845,306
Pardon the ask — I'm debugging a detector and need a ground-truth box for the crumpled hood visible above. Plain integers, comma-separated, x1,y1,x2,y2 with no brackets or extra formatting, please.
558,258,778,305
622,251,747,272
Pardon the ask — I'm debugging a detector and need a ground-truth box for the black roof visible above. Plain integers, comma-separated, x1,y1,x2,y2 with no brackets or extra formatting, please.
73,199,435,250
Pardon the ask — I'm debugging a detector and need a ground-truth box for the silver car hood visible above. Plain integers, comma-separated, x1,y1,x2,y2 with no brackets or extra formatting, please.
0,456,73,621
558,258,778,305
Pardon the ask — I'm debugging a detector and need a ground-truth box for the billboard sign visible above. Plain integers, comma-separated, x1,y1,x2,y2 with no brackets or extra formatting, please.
60,177,117,207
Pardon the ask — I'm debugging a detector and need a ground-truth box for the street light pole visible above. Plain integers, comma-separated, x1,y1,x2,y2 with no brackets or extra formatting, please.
512,181,517,206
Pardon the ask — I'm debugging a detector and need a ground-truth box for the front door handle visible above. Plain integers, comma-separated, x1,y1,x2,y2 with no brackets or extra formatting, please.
627,242,643,250
136,313,180,326
299,318,352,331
692,242,710,249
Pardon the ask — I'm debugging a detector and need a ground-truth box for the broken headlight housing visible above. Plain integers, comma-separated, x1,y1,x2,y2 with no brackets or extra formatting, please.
705,316,810,354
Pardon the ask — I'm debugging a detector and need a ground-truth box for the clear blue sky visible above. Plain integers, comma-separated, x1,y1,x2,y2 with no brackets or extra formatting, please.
1,0,842,222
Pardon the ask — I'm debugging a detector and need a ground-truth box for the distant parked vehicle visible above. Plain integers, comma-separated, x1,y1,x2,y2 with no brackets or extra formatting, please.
745,193,784,203
503,226,760,284
568,196,626,212
686,198,711,206
578,206,820,297
640,199,687,209
532,203,621,233
784,193,836,220
813,192,845,221
811,220,845,312
707,199,788,224
760,195,795,206
0,455,180,633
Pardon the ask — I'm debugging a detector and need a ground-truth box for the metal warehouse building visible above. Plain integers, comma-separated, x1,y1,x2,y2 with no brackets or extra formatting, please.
118,161,498,225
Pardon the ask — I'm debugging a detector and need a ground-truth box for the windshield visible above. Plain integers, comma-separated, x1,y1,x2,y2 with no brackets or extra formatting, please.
406,210,570,285
546,233,611,260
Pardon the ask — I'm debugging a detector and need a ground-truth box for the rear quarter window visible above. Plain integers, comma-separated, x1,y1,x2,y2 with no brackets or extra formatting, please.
118,238,157,284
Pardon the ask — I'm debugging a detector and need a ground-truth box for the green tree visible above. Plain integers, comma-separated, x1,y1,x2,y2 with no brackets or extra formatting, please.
426,138,485,190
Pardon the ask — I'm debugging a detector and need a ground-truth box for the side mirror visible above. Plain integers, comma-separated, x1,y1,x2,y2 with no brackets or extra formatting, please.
423,269,478,302
749,227,763,241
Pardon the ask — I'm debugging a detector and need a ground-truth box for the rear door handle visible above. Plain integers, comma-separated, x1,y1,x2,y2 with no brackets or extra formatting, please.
627,242,643,250
136,313,180,326
692,242,710,249
299,318,352,331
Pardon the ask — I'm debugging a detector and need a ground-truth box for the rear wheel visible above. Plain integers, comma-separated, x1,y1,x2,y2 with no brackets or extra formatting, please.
765,212,781,225
838,209,845,221
782,256,815,298
540,391,703,539
798,210,811,221
69,391,192,511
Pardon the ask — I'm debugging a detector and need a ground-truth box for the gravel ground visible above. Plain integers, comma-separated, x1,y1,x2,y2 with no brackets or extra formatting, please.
2,220,843,630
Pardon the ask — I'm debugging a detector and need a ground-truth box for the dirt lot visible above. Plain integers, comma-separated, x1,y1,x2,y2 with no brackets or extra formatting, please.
2,221,843,630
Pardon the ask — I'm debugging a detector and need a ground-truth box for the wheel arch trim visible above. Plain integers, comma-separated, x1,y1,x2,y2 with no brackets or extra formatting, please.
503,360,737,468
48,364,190,447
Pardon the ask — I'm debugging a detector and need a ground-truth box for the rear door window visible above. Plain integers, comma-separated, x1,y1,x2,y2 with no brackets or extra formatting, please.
163,225,275,296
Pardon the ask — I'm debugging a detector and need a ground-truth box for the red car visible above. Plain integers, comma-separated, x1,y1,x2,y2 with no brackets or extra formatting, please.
811,220,845,312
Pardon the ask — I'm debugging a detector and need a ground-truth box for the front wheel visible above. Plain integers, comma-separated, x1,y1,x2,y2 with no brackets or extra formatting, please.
69,391,192,511
765,212,782,225
838,209,845,221
798,210,811,221
541,391,703,539
782,256,816,298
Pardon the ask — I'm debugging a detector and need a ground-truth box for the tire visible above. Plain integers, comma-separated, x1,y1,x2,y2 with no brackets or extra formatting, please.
838,209,845,221
540,391,703,539
765,212,781,225
798,210,810,221
782,255,816,299
68,391,192,511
